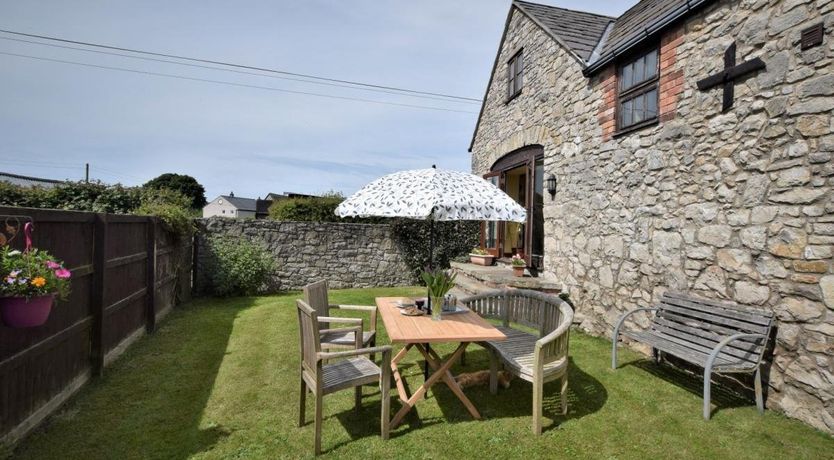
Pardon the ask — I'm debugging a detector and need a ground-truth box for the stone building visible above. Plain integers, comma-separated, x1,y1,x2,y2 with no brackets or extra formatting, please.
469,0,833,432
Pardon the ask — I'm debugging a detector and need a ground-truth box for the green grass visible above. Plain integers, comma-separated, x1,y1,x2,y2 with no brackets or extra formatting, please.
7,287,833,459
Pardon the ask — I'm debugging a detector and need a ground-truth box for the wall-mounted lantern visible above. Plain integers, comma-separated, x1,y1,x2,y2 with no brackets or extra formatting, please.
546,174,557,198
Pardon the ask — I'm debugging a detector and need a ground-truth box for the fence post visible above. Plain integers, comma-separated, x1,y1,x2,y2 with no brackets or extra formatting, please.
146,217,157,333
90,213,107,377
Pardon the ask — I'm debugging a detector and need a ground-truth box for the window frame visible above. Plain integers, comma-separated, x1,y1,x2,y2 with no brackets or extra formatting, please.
507,49,524,102
615,46,660,135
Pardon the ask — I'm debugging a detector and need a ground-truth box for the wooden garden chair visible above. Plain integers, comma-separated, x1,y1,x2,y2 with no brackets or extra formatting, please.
303,280,378,354
297,299,392,455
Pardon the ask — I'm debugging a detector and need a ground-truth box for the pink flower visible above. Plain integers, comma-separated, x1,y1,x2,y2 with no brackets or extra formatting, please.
55,268,72,279
46,261,61,269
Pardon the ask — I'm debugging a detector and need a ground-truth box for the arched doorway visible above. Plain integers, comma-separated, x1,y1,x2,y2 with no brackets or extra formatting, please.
481,145,545,269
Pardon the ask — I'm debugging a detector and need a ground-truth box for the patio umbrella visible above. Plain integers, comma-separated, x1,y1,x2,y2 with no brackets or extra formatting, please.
335,165,526,269
336,165,526,379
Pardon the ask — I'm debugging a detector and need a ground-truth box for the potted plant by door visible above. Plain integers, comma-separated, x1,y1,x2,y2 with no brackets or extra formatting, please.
469,248,495,266
421,267,457,321
1,246,71,328
511,254,526,277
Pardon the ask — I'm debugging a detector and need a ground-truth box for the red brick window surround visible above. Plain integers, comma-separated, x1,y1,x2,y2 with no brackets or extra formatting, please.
598,25,684,140
617,48,660,131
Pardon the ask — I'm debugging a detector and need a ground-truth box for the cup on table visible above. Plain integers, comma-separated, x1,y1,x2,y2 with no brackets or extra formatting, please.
415,298,426,310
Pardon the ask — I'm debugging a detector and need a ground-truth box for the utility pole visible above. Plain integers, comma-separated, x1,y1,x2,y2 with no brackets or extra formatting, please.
85,163,89,183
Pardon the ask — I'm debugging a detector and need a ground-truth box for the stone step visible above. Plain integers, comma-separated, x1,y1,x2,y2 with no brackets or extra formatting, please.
450,272,493,297
450,261,562,293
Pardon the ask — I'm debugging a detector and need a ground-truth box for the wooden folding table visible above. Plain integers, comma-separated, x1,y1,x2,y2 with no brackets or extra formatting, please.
375,297,506,428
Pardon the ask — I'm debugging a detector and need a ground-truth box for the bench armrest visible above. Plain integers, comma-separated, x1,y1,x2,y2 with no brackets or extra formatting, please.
330,304,377,332
612,307,659,340
705,333,768,371
534,304,574,366
318,345,392,361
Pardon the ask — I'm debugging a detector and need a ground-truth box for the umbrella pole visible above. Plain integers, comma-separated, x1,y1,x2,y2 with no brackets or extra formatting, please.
424,218,435,381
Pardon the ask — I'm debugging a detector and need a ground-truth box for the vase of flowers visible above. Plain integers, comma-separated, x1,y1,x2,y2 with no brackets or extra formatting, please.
469,248,495,266
421,267,456,321
1,246,71,328
511,254,526,277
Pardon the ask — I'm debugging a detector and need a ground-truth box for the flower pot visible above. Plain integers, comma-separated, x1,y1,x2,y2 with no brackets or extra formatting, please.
469,254,494,266
512,266,525,277
0,294,55,328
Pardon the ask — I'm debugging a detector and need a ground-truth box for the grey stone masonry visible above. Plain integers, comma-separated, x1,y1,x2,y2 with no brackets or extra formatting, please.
471,0,834,433
194,218,413,292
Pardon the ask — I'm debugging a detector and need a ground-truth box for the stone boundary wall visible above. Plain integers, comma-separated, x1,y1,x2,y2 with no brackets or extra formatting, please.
194,218,414,292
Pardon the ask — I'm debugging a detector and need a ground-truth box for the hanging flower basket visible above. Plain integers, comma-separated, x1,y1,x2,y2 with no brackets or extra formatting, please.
0,294,55,328
1,222,71,328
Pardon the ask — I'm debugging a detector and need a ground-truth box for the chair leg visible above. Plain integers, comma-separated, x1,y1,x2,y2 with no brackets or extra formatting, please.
754,366,764,414
370,337,376,363
298,377,307,427
652,347,660,364
355,386,362,413
314,390,323,455
532,377,543,435
703,366,713,421
488,350,499,395
611,330,619,369
560,374,569,416
381,359,391,440
460,348,466,367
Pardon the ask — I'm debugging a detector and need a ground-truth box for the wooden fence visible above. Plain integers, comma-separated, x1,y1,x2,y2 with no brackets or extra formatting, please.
0,206,192,443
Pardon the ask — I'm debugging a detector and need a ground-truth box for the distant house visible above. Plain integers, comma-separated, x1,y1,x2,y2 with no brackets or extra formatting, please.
0,171,64,188
202,191,317,219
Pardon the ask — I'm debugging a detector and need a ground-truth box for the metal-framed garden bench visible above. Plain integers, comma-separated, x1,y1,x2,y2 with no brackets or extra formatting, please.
460,289,573,435
612,291,774,420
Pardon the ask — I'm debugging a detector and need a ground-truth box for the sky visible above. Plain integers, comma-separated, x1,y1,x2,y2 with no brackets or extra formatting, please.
0,0,633,200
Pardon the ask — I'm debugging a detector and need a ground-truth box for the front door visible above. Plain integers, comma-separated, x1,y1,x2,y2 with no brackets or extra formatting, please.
480,146,545,268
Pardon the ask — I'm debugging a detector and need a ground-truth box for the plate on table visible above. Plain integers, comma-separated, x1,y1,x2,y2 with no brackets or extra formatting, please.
395,299,415,309
399,306,425,316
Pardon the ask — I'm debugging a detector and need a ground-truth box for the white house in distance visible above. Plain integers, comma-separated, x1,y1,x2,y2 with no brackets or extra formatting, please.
202,191,316,218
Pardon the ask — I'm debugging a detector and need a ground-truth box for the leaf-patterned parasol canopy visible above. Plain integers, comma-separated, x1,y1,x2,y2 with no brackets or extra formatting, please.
335,167,526,222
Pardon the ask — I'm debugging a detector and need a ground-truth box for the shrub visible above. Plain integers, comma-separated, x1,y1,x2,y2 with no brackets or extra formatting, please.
136,188,197,238
269,192,343,222
143,173,207,209
203,236,274,296
391,220,480,281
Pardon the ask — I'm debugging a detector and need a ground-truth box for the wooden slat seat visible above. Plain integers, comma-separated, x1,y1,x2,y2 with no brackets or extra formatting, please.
489,326,568,380
612,291,774,421
461,289,573,435
320,331,376,349
322,357,381,394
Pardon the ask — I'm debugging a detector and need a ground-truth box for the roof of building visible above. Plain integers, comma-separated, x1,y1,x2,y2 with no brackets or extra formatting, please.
514,0,613,62
0,171,64,188
219,195,257,211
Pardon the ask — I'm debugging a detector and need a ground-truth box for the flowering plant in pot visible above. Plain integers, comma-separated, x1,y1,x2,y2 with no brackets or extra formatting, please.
511,254,526,277
1,246,71,328
420,267,456,321
469,247,495,266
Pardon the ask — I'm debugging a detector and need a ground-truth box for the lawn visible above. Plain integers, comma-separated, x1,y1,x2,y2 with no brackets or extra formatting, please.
6,287,833,459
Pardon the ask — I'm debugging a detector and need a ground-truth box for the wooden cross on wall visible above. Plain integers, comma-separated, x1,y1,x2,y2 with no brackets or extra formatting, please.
696,42,766,112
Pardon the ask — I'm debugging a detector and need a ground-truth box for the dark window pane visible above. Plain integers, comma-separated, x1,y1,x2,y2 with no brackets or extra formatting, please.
645,50,658,79
646,89,658,118
634,95,644,123
622,63,633,90
622,99,633,126
634,57,645,84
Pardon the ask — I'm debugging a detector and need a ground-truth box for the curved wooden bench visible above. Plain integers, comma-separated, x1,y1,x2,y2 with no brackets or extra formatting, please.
612,291,774,420
460,289,573,435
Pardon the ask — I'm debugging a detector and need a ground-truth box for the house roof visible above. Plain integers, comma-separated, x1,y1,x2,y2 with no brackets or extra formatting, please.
0,171,64,188
219,195,257,211
514,0,614,62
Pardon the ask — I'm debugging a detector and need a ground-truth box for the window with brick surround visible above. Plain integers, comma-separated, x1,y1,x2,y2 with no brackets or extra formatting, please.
507,50,523,101
617,47,659,131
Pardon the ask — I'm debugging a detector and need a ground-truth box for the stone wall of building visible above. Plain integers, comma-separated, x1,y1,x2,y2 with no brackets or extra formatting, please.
471,0,834,432
194,218,414,292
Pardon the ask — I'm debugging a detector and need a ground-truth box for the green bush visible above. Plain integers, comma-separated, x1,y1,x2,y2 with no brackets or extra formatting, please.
143,173,207,209
136,188,197,237
203,236,274,297
268,192,343,222
391,220,480,280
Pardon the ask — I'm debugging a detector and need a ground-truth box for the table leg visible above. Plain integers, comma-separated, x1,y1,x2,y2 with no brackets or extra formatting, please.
418,343,481,420
391,344,412,403
390,343,468,429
